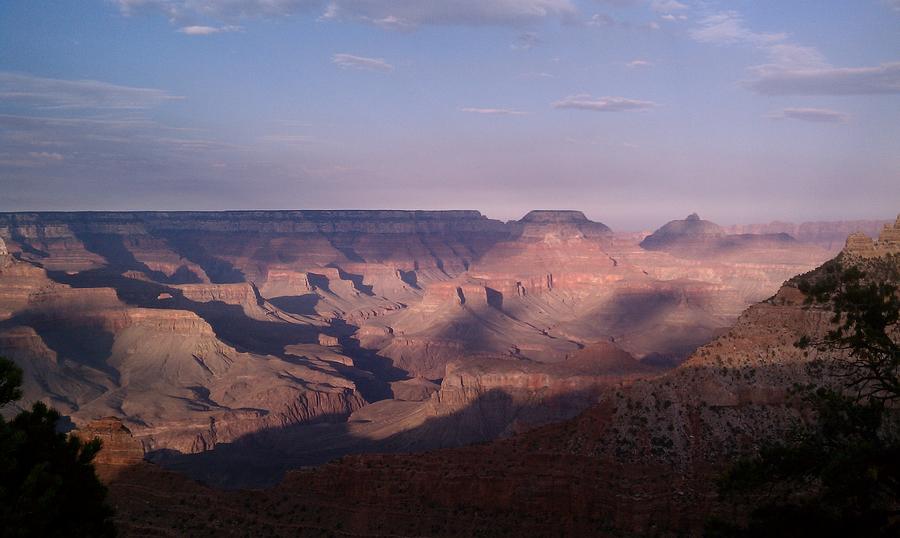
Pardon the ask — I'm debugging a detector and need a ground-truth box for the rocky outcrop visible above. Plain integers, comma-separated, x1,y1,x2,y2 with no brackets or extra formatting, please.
74,417,144,467
639,213,814,263
844,214,900,257
640,213,724,250
514,210,612,241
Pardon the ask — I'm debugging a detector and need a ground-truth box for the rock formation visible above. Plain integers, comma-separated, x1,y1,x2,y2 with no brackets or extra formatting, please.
844,214,900,257
73,417,144,467
639,213,804,261
640,212,724,249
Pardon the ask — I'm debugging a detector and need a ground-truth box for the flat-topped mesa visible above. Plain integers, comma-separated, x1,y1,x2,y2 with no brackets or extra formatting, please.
640,213,724,250
844,214,900,258
515,210,612,241
419,278,503,311
520,210,591,224
0,210,507,236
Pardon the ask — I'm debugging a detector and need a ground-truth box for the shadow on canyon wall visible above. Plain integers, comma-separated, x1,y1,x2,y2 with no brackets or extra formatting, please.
149,386,607,489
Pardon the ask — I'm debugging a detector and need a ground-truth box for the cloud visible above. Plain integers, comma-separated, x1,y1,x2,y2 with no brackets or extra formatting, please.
747,62,900,96
650,0,687,14
552,94,657,112
178,25,242,35
261,134,317,143
587,13,616,27
587,12,661,31
27,151,65,161
627,59,653,68
331,53,394,72
115,0,321,20
689,11,784,46
689,11,829,70
512,32,541,51
768,108,850,123
519,71,556,79
325,0,579,27
459,107,527,116
688,11,899,96
0,72,181,109
593,0,639,6
113,0,577,28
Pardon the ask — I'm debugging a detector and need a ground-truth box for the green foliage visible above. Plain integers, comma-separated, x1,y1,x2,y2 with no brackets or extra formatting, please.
0,356,116,537
0,358,22,406
710,258,900,537
797,257,900,401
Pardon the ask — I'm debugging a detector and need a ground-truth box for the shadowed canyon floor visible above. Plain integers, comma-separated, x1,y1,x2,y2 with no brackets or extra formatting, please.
0,210,890,490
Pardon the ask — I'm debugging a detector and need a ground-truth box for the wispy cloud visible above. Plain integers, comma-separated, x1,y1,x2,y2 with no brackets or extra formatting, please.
261,134,317,144
0,72,181,109
114,0,577,28
519,71,556,79
552,94,657,112
587,12,661,31
689,11,900,96
768,108,850,123
459,107,527,116
511,32,541,51
650,0,687,14
748,62,900,96
626,59,654,68
593,0,639,6
331,53,394,72
689,11,785,46
178,25,241,35
27,151,65,161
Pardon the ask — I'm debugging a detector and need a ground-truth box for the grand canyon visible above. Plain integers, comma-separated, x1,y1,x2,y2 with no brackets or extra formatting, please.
2,209,898,536
0,210,878,466
3,1,900,536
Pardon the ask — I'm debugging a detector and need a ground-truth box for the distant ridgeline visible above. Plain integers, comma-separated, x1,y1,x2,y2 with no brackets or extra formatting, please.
844,214,900,257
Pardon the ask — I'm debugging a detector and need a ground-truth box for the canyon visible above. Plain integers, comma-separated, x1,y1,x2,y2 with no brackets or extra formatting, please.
0,210,887,487
90,216,900,537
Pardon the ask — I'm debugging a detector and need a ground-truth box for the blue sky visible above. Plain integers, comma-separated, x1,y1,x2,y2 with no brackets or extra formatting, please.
0,0,898,229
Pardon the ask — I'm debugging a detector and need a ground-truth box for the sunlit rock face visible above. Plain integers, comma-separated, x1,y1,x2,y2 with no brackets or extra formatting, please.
843,214,900,257
0,210,837,460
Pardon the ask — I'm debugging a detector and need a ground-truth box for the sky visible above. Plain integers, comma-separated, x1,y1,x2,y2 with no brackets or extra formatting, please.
0,0,898,230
